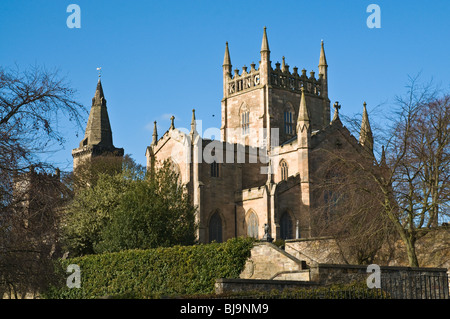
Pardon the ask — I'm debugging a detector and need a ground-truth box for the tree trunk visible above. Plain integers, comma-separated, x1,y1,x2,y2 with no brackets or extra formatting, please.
403,233,420,267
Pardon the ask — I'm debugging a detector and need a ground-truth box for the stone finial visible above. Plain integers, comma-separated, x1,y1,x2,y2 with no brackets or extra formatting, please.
190,109,196,134
332,101,341,122
152,121,158,145
301,68,307,78
170,116,175,130
275,62,281,71
319,39,328,67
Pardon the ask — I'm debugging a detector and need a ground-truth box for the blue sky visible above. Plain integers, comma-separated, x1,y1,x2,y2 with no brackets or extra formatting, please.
1,0,449,170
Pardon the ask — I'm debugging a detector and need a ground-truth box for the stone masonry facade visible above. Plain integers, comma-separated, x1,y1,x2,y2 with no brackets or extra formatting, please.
145,27,375,244
72,28,375,245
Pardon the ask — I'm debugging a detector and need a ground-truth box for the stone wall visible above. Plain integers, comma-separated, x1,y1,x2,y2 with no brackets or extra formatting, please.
218,239,450,298
285,237,346,265
239,242,308,281
215,278,318,295
217,263,449,297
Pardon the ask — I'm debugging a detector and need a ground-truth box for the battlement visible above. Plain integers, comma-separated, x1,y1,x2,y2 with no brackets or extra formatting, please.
270,57,323,96
226,63,261,95
223,27,328,102
225,54,324,98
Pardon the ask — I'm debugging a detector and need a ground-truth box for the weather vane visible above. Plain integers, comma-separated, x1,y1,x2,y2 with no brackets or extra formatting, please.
97,67,102,78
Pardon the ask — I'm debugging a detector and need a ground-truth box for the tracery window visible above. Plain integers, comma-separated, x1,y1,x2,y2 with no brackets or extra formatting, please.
241,111,250,135
280,160,288,181
284,111,294,135
247,211,259,239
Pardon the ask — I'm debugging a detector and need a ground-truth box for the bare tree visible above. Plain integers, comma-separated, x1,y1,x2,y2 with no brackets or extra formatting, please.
0,168,72,298
315,76,450,267
381,78,450,266
0,65,86,297
311,143,395,265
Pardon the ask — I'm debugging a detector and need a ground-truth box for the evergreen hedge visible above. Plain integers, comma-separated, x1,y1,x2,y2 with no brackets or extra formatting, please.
44,237,254,299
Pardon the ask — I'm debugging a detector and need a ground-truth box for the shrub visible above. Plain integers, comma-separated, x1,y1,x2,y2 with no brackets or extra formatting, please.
43,237,254,299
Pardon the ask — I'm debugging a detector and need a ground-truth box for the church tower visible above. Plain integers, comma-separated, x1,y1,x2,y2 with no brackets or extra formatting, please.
220,27,330,148
72,77,124,171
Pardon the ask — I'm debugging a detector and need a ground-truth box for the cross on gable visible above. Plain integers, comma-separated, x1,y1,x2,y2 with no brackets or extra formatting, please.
333,101,341,112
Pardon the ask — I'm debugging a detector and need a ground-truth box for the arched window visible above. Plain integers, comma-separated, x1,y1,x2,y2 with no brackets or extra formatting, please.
241,111,250,135
280,211,293,239
280,160,288,181
168,158,181,176
284,102,294,135
167,158,181,185
247,211,259,239
209,212,223,243
284,110,294,135
211,161,220,177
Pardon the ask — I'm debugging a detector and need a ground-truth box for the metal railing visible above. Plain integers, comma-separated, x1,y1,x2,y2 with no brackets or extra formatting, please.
212,273,449,299
380,273,449,299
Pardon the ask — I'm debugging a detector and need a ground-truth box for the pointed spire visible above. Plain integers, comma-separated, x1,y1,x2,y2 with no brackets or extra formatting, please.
259,26,271,86
223,42,231,67
92,78,106,106
223,42,232,98
152,121,158,145
319,40,329,102
380,145,386,167
319,40,328,67
297,87,310,124
83,78,113,148
359,101,374,153
261,26,270,53
190,109,196,134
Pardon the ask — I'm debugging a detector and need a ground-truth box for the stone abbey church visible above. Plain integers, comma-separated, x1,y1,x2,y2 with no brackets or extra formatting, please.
72,27,375,244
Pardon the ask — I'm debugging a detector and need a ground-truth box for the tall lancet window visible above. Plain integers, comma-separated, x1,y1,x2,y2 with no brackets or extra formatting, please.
280,160,288,181
209,212,223,243
280,211,294,240
284,111,294,135
211,161,220,178
241,111,250,135
247,211,259,239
